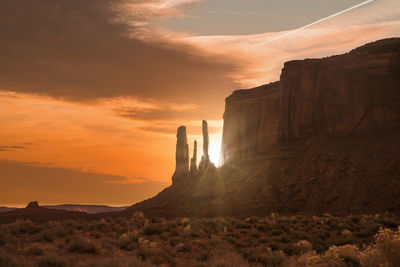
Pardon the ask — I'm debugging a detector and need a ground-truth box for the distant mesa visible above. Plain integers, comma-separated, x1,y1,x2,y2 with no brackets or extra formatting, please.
26,201,39,208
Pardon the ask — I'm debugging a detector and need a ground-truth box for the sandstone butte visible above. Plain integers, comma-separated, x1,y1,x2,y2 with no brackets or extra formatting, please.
128,38,400,218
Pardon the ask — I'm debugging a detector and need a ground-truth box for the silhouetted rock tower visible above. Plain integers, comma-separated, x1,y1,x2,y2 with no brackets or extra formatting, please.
199,120,211,171
190,140,197,174
172,126,189,183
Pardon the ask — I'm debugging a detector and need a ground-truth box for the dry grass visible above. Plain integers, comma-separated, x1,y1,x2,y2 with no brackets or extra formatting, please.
0,213,398,266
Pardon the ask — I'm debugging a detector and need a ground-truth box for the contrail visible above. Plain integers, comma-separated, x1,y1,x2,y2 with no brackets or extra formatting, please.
264,0,376,43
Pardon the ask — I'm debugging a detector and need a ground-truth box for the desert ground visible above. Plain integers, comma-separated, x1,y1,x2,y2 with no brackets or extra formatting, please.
1,212,399,267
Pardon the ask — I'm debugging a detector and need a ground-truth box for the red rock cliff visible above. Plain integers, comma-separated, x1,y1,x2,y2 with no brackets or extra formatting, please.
221,38,400,164
220,82,281,164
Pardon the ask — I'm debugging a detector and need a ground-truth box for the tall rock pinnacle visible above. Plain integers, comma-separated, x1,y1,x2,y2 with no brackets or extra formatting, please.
190,140,197,174
172,126,189,183
202,120,209,160
199,120,212,171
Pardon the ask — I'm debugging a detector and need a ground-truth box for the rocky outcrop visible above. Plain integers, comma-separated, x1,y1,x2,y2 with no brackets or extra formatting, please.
280,38,400,139
26,201,39,208
172,126,189,183
222,38,400,164
221,82,281,164
202,120,209,160
199,120,213,171
190,140,198,174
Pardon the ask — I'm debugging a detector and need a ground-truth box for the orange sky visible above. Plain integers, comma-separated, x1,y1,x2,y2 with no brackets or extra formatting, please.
1,0,399,206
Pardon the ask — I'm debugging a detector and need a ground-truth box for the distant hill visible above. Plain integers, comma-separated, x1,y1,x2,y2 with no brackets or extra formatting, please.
0,207,16,213
42,204,128,214
129,38,400,218
0,201,87,223
0,204,127,214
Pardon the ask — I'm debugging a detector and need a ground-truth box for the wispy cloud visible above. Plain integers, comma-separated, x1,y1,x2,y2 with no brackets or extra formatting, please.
0,145,27,152
207,11,261,16
183,0,400,86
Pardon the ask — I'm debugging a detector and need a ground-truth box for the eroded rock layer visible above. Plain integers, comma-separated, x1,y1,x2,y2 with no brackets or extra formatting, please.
221,82,281,164
221,38,400,164
280,38,400,140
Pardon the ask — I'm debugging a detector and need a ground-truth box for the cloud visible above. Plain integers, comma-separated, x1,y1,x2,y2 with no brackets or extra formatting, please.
115,103,215,121
0,0,241,107
183,0,400,86
138,124,220,135
0,145,27,152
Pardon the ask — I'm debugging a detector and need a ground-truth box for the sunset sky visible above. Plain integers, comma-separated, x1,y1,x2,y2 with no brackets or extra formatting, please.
1,0,399,207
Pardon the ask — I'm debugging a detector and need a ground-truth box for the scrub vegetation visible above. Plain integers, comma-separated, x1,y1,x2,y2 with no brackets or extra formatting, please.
0,213,399,266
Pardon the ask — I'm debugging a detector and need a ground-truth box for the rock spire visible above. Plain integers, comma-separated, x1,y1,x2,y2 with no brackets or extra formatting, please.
202,120,209,160
199,120,211,171
172,126,189,183
190,140,197,174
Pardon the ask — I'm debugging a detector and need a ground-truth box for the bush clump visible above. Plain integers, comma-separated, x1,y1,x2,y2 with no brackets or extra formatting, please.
68,237,100,254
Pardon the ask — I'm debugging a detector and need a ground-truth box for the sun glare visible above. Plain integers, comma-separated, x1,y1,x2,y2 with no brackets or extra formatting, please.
209,134,222,167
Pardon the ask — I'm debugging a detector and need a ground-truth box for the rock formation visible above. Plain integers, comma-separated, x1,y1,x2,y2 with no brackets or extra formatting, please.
221,38,400,165
199,120,212,171
130,38,400,218
26,201,39,208
202,120,209,160
220,82,281,164
190,140,197,174
172,126,189,183
279,38,400,140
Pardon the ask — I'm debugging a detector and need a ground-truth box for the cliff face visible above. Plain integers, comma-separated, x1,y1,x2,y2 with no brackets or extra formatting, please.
280,38,400,139
222,38,400,164
221,82,281,164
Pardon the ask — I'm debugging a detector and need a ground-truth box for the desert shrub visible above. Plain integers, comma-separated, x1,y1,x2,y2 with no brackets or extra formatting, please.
271,229,283,236
12,220,41,235
235,222,251,230
324,245,361,266
348,215,362,224
354,228,374,239
242,246,285,266
169,236,182,247
87,256,156,267
143,224,164,236
280,243,301,256
179,217,190,226
207,251,250,267
27,245,44,256
174,240,192,252
132,212,146,226
0,252,18,267
360,227,400,267
256,224,271,232
377,218,398,229
0,231,6,247
136,248,172,265
201,219,225,234
197,250,212,262
37,229,56,243
118,230,139,251
36,256,67,267
277,233,291,243
68,237,100,254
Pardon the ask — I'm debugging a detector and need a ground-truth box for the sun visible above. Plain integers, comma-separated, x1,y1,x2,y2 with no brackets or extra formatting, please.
208,134,222,167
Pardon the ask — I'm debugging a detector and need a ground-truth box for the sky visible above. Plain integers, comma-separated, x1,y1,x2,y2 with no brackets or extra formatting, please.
1,0,399,207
